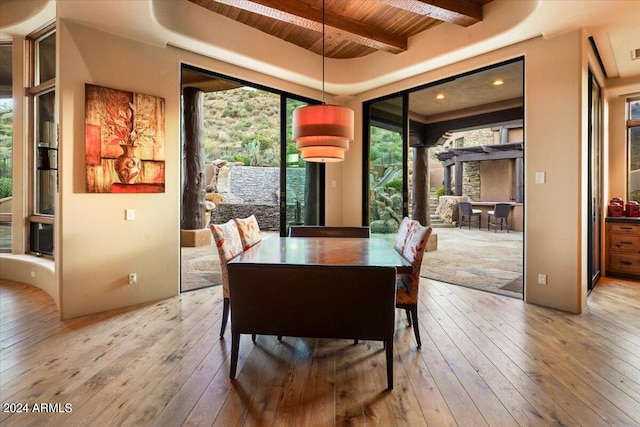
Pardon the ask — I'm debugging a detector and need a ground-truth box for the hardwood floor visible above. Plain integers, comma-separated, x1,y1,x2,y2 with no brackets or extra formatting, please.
1,276,640,426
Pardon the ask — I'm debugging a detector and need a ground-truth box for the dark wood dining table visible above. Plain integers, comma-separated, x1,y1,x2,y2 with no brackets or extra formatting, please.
226,235,412,390
229,236,413,273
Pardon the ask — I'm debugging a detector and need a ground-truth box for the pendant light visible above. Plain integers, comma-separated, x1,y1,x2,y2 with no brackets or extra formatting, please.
292,0,354,163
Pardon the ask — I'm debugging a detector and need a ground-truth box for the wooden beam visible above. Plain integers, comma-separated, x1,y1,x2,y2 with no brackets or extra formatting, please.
423,107,523,147
209,0,407,54
380,0,482,27
381,0,483,26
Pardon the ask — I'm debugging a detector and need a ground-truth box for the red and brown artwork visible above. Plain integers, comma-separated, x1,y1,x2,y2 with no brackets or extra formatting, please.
85,84,165,193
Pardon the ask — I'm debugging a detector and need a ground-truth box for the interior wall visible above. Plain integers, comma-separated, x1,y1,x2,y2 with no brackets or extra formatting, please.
344,31,586,313
607,97,628,200
57,20,320,319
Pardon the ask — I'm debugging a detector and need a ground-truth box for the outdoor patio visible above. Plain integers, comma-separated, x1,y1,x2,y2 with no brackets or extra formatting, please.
181,227,524,298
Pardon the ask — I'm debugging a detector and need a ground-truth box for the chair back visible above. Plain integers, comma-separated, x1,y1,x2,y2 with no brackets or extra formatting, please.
458,201,473,216
210,220,243,297
288,226,371,238
494,203,511,218
227,263,396,341
397,221,432,305
394,217,412,253
234,215,262,250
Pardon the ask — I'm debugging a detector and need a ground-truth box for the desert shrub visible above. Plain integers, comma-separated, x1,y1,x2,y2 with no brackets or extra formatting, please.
0,177,11,198
435,186,455,197
384,179,402,192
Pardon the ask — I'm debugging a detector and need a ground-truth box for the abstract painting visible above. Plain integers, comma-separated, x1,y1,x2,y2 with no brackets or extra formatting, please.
85,84,165,193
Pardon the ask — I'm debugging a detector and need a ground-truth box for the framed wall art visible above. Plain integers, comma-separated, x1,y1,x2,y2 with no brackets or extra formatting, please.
85,84,165,193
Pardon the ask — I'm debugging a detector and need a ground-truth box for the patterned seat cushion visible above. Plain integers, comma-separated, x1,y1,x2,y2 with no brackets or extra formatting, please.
397,221,432,305
210,220,243,298
235,215,262,250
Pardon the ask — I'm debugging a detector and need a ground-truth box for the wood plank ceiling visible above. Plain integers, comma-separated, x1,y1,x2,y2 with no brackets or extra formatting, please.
189,0,494,59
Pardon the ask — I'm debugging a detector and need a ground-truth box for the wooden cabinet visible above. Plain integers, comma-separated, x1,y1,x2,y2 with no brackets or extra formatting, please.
606,219,640,279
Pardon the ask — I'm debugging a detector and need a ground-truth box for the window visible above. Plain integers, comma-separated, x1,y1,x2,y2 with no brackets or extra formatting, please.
28,27,56,256
0,43,12,252
629,98,640,203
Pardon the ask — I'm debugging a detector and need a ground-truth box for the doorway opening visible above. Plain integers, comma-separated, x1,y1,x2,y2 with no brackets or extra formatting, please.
179,65,323,292
364,58,525,298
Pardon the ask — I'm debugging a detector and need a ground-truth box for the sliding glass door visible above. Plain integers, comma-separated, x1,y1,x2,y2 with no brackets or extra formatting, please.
363,95,407,233
180,65,323,292
282,97,324,233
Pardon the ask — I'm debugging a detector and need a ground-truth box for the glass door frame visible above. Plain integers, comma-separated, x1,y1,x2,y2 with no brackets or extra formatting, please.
362,93,409,225
180,65,324,237
587,68,603,291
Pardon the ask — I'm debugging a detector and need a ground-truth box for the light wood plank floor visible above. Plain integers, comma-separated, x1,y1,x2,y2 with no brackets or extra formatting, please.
1,276,640,426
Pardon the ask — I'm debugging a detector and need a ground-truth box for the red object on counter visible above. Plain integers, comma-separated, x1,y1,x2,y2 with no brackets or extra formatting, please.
609,204,625,217
626,202,640,217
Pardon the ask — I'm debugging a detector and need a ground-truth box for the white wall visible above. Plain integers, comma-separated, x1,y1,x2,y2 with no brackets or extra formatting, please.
56,20,320,319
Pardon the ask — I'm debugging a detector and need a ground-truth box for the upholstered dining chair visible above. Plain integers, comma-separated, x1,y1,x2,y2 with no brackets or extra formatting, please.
458,201,481,229
210,219,244,338
234,214,262,250
396,220,432,348
394,217,412,254
488,203,511,232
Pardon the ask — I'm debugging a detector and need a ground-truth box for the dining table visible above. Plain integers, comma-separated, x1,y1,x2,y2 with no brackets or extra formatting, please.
229,236,413,273
226,235,412,390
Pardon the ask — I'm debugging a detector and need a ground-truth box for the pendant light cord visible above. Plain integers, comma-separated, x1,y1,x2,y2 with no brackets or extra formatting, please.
322,0,325,104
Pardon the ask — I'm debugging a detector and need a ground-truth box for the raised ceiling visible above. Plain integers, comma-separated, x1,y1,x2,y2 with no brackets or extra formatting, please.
188,0,494,59
2,1,639,98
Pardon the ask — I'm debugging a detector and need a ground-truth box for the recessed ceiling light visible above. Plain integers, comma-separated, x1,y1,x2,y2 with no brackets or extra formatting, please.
493,79,504,86
436,93,445,100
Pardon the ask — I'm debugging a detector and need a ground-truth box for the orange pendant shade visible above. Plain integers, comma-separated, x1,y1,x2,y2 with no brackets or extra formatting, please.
298,145,345,163
292,104,354,162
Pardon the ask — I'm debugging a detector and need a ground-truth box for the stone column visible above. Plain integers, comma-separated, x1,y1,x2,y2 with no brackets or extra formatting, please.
181,87,206,230
515,157,524,203
443,165,452,196
455,161,463,196
412,146,429,226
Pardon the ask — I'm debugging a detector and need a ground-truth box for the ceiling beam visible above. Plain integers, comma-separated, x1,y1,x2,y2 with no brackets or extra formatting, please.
381,0,483,26
208,0,407,54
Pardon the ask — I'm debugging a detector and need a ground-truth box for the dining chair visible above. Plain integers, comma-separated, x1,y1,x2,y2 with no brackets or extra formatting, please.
396,220,432,348
288,225,371,238
210,219,244,338
488,203,511,232
234,214,262,250
394,217,412,253
458,201,481,229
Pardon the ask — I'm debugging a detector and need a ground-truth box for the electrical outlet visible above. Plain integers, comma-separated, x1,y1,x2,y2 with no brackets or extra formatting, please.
538,274,547,285
128,273,137,284
535,172,546,184
30,271,36,278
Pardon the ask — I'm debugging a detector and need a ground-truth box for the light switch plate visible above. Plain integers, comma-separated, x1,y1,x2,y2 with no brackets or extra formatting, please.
125,209,135,220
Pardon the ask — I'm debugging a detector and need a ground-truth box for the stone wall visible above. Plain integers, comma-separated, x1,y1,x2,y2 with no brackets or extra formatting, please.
462,161,480,201
207,164,306,231
210,203,280,231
